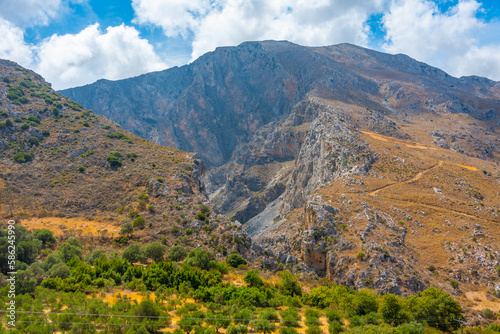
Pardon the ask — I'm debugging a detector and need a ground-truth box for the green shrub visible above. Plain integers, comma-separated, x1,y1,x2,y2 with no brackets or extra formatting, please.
168,245,188,261
185,229,192,235
483,308,496,320
107,151,122,168
144,242,166,262
450,279,459,290
227,254,247,268
41,129,50,136
196,212,206,221
20,123,30,131
138,193,149,201
147,204,155,212
13,151,33,163
128,210,138,218
28,136,40,146
132,216,146,229
171,227,179,234
137,200,147,211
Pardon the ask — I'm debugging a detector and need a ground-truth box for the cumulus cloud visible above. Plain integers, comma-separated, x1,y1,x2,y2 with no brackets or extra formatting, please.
0,0,63,27
132,0,386,61
0,18,34,67
451,44,500,80
35,24,167,89
379,0,500,80
382,0,483,60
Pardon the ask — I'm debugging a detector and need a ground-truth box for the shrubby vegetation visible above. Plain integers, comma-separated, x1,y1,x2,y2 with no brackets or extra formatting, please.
0,226,471,334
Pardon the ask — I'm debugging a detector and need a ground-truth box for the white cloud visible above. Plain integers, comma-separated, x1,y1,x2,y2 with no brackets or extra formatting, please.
0,18,34,67
132,0,386,61
132,0,213,37
35,24,167,89
379,0,500,80
451,44,500,80
382,0,483,61
0,0,62,27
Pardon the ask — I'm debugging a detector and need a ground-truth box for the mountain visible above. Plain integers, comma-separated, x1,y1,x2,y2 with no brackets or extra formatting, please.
60,41,500,305
0,59,254,260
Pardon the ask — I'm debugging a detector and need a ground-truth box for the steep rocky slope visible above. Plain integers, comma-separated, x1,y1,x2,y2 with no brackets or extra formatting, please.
61,41,500,224
0,60,256,260
60,42,500,304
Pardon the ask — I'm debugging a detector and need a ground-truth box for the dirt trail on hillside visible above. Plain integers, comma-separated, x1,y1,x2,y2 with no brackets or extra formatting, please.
369,160,443,196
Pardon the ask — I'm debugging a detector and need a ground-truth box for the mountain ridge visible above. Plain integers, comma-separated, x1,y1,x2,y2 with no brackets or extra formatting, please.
59,40,500,301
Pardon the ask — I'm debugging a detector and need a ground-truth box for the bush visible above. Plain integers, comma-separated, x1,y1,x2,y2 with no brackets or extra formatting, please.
107,151,122,168
28,136,39,146
137,200,147,211
20,123,29,130
244,270,264,287
395,322,423,334
122,244,141,263
171,227,180,234
34,229,56,245
483,308,496,320
196,212,206,221
138,193,149,201
450,279,459,290
427,265,436,272
13,151,33,163
147,204,155,212
185,229,192,235
78,166,85,173
184,249,216,270
325,310,341,323
119,222,134,236
227,254,247,268
356,252,365,260
132,216,146,229
168,245,188,261
328,322,344,334
144,242,166,262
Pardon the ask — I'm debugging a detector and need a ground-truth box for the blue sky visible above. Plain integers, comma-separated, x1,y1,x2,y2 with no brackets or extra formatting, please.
1,0,499,89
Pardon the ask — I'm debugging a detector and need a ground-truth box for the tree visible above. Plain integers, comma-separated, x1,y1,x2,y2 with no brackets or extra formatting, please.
49,262,70,279
184,249,216,270
178,311,205,334
86,249,107,264
119,222,134,237
243,270,264,287
279,270,302,297
226,254,247,268
280,308,301,328
379,294,408,325
411,287,463,331
34,229,56,246
352,289,378,316
168,245,188,261
206,312,231,332
145,242,166,262
233,309,253,325
58,237,82,262
250,319,277,334
280,328,298,334
122,244,141,263
328,322,344,334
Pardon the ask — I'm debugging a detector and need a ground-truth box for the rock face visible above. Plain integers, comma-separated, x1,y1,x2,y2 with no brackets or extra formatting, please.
60,41,500,223
59,41,500,295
